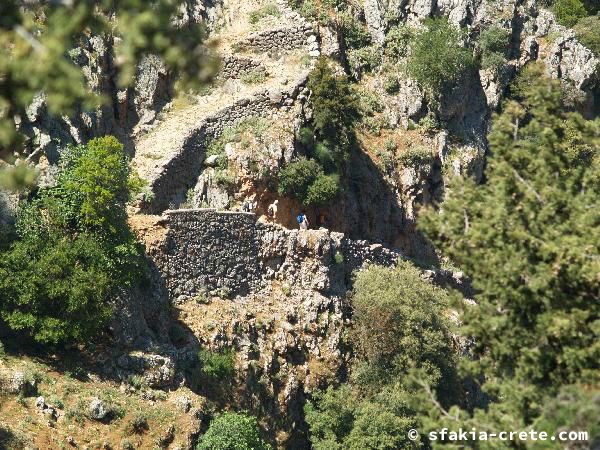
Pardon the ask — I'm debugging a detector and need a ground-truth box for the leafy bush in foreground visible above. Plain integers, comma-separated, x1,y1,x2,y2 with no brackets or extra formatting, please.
418,64,600,445
0,136,144,345
197,412,271,450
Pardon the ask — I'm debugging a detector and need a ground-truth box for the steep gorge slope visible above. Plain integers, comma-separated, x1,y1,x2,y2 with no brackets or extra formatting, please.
1,0,599,449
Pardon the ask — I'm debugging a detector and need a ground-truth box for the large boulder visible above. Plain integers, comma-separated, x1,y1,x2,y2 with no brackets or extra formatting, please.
88,397,109,420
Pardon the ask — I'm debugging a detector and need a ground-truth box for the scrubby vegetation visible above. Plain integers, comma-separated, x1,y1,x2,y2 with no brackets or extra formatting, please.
198,348,236,380
406,18,475,100
478,26,512,74
574,15,600,56
553,0,600,46
0,136,145,345
249,3,281,24
552,0,589,27
305,261,460,449
197,412,271,450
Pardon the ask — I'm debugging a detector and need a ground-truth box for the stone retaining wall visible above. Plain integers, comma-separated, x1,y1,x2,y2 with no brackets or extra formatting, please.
219,55,267,80
151,209,403,302
142,74,310,213
243,25,316,53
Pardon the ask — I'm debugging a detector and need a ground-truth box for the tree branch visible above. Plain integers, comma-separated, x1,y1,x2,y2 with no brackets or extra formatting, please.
512,168,543,203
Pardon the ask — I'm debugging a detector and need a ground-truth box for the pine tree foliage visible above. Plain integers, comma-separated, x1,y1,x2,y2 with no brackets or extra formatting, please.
418,64,600,445
0,0,213,161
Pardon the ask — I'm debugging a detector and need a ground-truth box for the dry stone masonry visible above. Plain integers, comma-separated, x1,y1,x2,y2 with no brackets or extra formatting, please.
242,24,317,54
219,55,267,80
149,209,403,303
138,72,310,214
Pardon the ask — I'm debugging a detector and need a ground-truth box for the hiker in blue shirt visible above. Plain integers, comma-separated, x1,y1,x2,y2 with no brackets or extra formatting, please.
297,211,309,230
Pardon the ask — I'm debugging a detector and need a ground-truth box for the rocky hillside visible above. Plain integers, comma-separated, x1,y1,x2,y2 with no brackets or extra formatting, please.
1,0,599,449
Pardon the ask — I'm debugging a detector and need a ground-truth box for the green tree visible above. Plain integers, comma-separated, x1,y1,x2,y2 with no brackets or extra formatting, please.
478,26,512,74
0,136,144,345
305,262,460,450
0,230,113,344
552,0,589,27
418,64,600,446
305,173,340,207
277,159,340,207
58,136,134,232
196,412,271,450
277,158,322,202
350,262,459,397
384,25,414,60
308,58,360,163
407,18,475,100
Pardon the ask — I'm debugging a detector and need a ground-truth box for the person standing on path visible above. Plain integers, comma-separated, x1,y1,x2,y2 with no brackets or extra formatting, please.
299,212,309,230
267,200,279,223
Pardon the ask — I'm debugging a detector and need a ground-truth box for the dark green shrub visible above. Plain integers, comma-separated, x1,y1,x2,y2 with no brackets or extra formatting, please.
125,413,149,435
305,173,340,207
574,16,600,55
351,261,457,390
478,26,511,73
198,348,236,380
305,262,459,450
383,76,400,94
196,412,271,450
298,127,315,147
397,145,432,167
313,142,336,171
552,0,588,27
347,46,383,76
0,136,144,345
308,58,360,162
384,25,414,60
479,26,512,56
277,158,322,201
0,231,113,344
338,12,372,49
582,0,600,14
406,18,475,99
277,159,340,207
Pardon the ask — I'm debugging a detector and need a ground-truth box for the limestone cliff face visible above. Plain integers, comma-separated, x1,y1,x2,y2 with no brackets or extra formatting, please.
109,208,467,448
17,1,225,163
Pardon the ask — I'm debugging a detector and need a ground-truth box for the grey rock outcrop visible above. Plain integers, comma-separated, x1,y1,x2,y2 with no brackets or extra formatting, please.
88,397,109,420
0,370,37,396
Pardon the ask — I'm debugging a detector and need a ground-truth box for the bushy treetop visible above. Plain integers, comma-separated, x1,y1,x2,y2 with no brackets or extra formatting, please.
196,412,271,450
